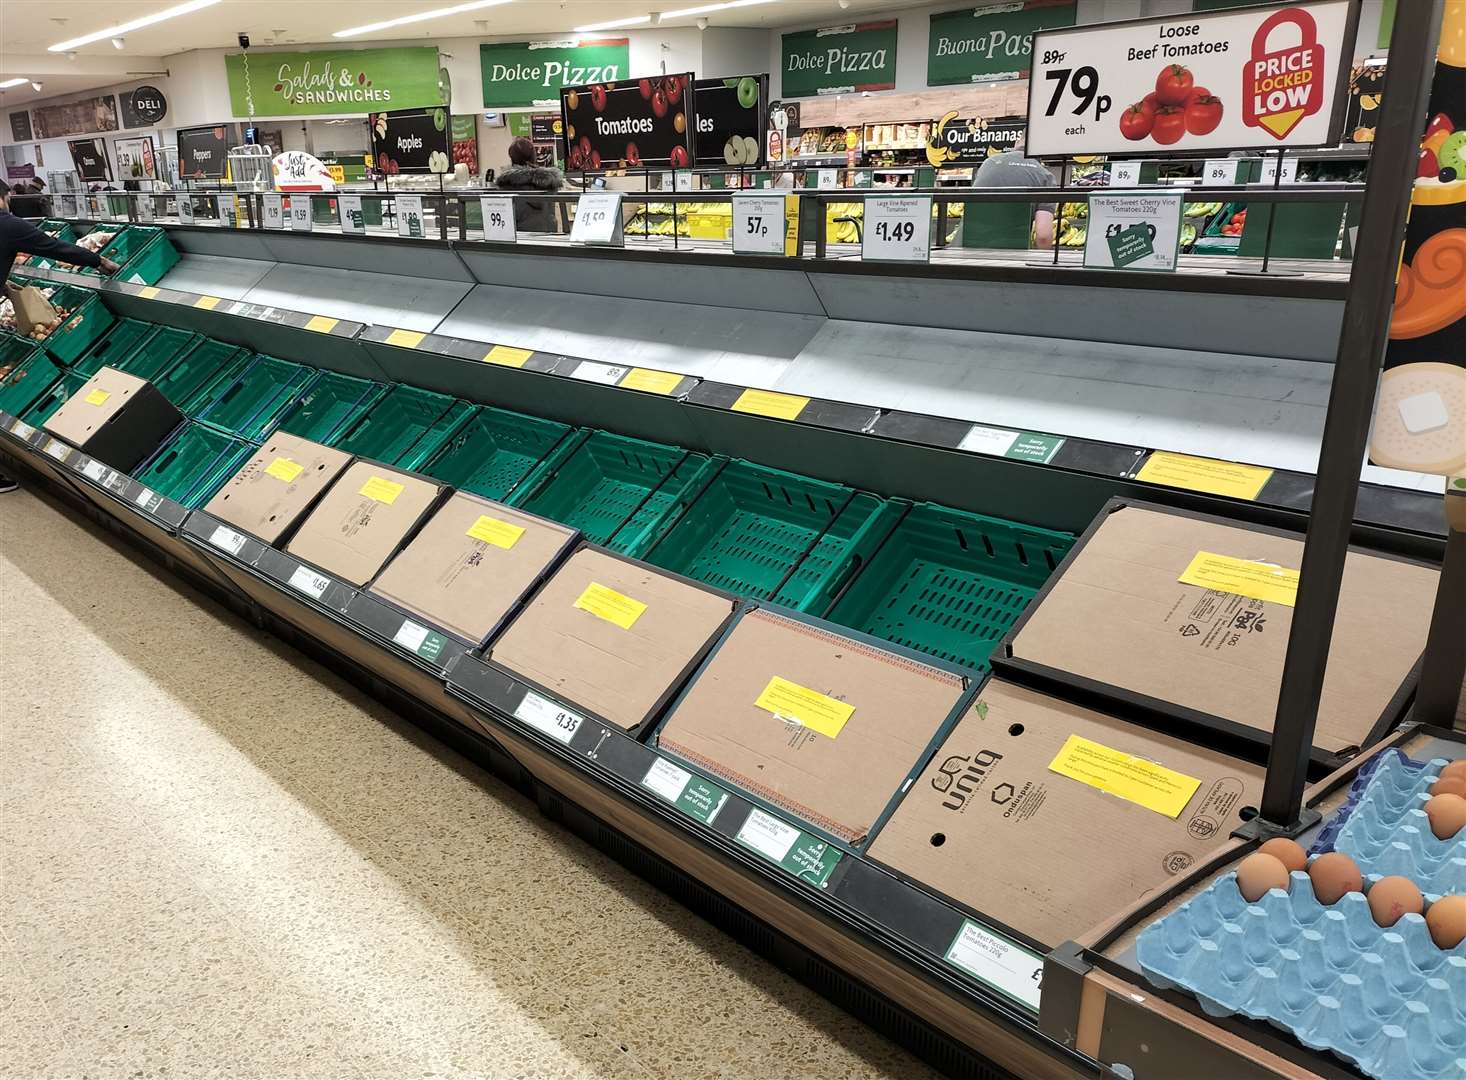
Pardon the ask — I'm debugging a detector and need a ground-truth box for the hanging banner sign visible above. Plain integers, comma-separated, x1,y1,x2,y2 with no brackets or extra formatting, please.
226,47,444,118
68,139,112,182
178,125,232,180
928,2,1077,85
370,108,451,175
561,75,693,170
926,113,1025,166
1025,1,1355,158
781,21,898,98
480,39,631,108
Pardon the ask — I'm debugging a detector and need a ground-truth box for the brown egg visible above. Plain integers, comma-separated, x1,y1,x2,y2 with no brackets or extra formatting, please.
1236,852,1291,902
1258,837,1308,873
1425,895,1466,950
1424,794,1466,840
1440,759,1466,784
1368,876,1425,927
1432,775,1466,799
1308,851,1364,905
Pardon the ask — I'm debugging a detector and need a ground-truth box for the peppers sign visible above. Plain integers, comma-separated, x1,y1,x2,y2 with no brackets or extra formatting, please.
225,46,445,117
781,21,898,98
1024,1,1354,157
481,39,631,108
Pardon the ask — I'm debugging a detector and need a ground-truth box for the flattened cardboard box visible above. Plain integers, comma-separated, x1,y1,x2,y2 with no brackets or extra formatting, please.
370,493,576,647
1000,503,1438,755
203,433,353,546
42,365,182,473
286,461,443,588
489,546,736,733
868,678,1265,948
656,607,970,845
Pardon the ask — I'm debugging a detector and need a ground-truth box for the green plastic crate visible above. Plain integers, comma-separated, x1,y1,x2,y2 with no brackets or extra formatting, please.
13,220,76,271
642,460,898,611
419,405,572,501
333,384,463,466
515,430,718,554
198,355,317,440
825,502,1075,673
153,339,251,415
115,325,199,381
135,422,253,508
21,370,89,426
39,289,116,366
0,335,38,368
0,347,62,418
398,399,475,470
79,225,180,286
70,318,156,376
276,371,385,444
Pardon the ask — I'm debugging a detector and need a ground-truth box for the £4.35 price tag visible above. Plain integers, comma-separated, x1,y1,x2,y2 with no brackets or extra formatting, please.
513,691,583,745
863,196,931,263
732,194,786,256
479,196,517,243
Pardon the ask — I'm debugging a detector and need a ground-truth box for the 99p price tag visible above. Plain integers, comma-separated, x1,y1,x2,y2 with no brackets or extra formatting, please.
479,196,517,243
732,194,786,256
862,196,932,263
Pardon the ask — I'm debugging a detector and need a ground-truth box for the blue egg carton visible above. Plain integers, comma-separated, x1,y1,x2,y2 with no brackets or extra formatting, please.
1331,755,1465,897
1138,870,1466,1080
1312,749,1430,856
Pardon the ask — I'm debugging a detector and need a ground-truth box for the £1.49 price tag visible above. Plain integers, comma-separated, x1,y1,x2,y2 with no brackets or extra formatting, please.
862,196,932,263
479,196,517,243
732,194,786,256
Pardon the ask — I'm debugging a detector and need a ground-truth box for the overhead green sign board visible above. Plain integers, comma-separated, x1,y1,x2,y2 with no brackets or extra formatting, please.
928,2,1076,86
480,39,631,108
225,46,444,117
781,21,897,98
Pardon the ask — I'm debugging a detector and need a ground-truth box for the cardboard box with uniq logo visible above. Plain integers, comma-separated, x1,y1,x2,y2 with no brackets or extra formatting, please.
41,366,182,474
203,433,353,546
867,678,1265,948
994,500,1438,767
488,545,738,735
369,494,577,648
285,460,446,588
653,606,974,846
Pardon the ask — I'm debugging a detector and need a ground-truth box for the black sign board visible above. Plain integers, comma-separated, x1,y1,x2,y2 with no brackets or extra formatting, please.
369,107,451,175
68,138,112,182
177,124,232,180
1344,62,1386,144
925,113,1025,167
561,73,693,170
530,114,560,142
692,75,767,167
9,110,32,143
120,85,168,127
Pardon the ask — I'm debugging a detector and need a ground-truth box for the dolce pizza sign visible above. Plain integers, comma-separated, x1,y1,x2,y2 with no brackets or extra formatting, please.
1025,1,1355,157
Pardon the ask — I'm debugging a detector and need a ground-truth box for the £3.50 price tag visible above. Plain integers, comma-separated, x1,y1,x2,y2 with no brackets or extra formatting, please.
863,196,931,263
479,196,517,243
732,194,786,256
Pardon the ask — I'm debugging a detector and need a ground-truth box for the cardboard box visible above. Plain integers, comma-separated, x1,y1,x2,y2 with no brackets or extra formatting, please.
655,607,971,845
489,545,737,733
41,365,182,474
370,493,576,646
867,678,1265,948
996,501,1439,759
285,461,444,588
202,433,353,546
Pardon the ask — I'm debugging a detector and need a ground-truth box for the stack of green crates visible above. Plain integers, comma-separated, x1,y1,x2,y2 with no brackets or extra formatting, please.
9,277,115,366
198,355,317,440
419,404,572,501
70,318,156,377
153,339,252,415
332,384,471,467
276,371,385,444
20,371,90,426
0,342,60,418
15,220,76,271
78,225,180,285
134,422,253,508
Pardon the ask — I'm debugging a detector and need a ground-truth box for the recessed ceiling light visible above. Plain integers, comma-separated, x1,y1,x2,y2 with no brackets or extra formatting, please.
573,15,653,32
0,78,28,89
111,37,125,49
49,0,222,52
334,0,514,39
31,81,44,92
663,0,778,18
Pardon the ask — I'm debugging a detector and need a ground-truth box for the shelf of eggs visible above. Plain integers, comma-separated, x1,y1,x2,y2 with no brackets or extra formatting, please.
1138,755,1466,1080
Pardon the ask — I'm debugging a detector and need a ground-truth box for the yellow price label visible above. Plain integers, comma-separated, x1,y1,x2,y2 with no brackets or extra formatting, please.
619,368,683,395
466,515,524,549
194,295,221,311
1179,551,1299,607
265,457,304,483
1047,734,1202,818
483,345,532,368
84,389,111,406
305,315,338,333
385,328,425,348
359,475,404,504
730,388,809,421
1135,452,1273,502
754,676,854,739
138,286,161,299
327,165,346,183
573,582,648,630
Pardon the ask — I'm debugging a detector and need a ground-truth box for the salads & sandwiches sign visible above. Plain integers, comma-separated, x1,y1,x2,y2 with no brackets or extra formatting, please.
226,46,446,117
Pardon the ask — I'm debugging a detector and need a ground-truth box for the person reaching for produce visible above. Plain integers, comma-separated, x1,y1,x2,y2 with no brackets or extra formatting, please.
493,138,565,233
0,180,120,289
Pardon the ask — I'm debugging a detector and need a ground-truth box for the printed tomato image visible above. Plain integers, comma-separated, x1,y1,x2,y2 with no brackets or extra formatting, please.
1184,86,1211,107
1119,103,1155,141
625,142,641,166
651,87,668,118
590,84,608,112
1155,65,1194,108
1185,95,1223,136
669,145,689,168
639,78,653,100
1142,92,1159,114
1151,106,1186,146
665,76,685,105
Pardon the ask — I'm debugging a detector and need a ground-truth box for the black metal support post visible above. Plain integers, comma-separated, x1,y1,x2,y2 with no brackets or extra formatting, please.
1415,500,1466,728
1259,0,1447,827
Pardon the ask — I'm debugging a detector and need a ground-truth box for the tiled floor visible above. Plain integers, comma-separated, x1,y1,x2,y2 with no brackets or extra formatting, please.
0,487,937,1080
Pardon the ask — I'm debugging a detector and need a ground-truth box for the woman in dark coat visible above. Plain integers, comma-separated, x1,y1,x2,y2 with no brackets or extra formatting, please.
494,137,564,232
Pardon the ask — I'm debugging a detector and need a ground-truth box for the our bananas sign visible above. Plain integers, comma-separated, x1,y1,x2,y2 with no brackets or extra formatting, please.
925,112,1024,167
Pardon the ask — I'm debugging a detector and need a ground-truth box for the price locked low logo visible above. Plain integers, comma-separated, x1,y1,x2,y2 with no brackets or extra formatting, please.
1243,7,1327,140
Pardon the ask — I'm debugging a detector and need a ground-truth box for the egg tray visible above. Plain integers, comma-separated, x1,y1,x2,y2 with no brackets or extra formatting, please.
1331,755,1466,897
1137,870,1466,1080
1311,749,1430,857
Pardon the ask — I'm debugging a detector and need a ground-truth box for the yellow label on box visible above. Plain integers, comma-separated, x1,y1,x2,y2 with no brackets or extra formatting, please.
305,315,338,333
385,328,426,348
138,286,160,299
619,368,682,395
466,515,524,549
358,476,404,504
1135,451,1273,501
264,457,304,483
1048,734,1202,819
84,389,110,406
730,388,810,421
754,676,855,739
482,345,532,368
573,582,647,630
1179,551,1299,607
193,295,221,311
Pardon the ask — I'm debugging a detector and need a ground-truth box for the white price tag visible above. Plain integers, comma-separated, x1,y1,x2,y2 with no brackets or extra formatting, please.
641,758,693,804
81,459,109,483
215,194,235,227
1257,156,1299,185
289,196,313,231
209,525,246,555
569,191,623,246
1202,159,1240,185
513,690,583,744
736,809,800,862
478,196,517,243
338,194,365,235
673,169,694,192
136,196,155,223
177,194,195,224
133,486,155,508
945,919,1044,1012
287,564,331,599
1084,191,1184,272
815,168,840,189
11,420,34,440
732,194,787,256
863,196,931,263
396,194,425,238
1110,160,1143,187
570,361,628,385
392,619,429,653
262,193,285,229
45,440,69,462
959,425,1021,456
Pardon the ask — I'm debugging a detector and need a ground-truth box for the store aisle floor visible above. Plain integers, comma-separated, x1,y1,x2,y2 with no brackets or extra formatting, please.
0,488,937,1080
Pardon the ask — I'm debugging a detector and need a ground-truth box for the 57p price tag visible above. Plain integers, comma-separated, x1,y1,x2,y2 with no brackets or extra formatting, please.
478,196,517,243
732,194,786,256
862,196,931,263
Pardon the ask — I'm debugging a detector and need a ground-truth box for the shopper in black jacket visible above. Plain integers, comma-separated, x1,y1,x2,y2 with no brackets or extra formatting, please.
494,138,564,233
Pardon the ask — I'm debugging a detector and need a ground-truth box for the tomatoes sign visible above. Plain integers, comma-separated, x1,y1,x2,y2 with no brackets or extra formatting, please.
1025,1,1354,157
